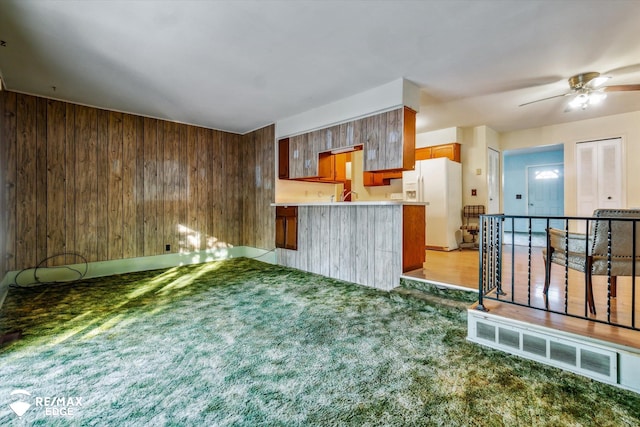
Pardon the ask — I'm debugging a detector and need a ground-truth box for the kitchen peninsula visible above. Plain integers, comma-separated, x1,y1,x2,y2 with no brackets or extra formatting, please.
273,201,425,290
273,79,424,290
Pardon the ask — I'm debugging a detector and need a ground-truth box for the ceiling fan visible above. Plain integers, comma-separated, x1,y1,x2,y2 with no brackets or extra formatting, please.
519,71,640,111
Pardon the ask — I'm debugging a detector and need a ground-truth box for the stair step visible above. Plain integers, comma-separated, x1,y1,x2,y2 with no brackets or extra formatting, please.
399,277,478,304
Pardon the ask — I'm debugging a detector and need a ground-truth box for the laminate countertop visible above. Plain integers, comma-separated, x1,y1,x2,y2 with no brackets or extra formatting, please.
271,201,428,207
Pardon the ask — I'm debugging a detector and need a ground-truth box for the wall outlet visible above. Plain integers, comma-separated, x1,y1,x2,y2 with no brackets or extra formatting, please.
471,189,477,196
165,244,171,251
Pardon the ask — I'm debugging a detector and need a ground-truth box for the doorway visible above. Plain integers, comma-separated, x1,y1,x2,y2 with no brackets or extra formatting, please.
527,163,564,233
487,148,500,214
502,145,564,234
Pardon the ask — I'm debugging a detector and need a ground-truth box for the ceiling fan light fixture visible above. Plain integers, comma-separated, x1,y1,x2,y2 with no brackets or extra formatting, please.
588,91,607,105
569,93,589,109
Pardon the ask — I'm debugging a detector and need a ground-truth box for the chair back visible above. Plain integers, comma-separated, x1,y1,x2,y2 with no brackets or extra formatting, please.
462,205,485,220
590,209,640,275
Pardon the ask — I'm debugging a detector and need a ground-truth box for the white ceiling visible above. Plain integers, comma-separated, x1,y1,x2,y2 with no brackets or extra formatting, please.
1,0,640,135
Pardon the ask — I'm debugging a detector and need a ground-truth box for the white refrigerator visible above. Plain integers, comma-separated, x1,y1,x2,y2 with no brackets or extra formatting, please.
402,157,462,251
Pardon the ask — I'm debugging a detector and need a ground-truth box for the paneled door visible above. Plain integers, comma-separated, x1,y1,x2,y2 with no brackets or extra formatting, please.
576,138,624,217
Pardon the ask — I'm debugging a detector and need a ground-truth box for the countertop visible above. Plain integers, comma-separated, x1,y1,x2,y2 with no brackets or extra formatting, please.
271,201,428,207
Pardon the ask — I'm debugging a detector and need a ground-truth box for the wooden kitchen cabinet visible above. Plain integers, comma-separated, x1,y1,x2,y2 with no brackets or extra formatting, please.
336,120,361,149
415,146,432,161
415,142,461,162
278,138,290,179
280,105,415,183
402,204,426,272
288,133,319,179
275,206,298,250
317,152,349,183
431,143,460,162
363,106,415,172
362,170,403,187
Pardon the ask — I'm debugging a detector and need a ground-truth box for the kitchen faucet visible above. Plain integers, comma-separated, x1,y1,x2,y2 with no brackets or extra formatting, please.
340,190,357,202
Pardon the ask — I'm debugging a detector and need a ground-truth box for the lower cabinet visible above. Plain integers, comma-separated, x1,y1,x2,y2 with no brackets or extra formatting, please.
275,206,298,250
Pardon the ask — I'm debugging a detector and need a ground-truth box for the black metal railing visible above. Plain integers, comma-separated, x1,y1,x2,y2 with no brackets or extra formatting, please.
477,213,639,332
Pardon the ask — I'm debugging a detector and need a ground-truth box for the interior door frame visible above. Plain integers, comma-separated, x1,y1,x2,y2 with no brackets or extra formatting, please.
487,148,500,214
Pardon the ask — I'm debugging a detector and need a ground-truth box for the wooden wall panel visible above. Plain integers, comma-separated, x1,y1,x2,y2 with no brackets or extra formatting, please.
210,131,222,247
185,126,197,251
46,100,66,265
122,113,137,259
143,117,158,256
96,110,109,261
75,106,99,262
162,120,179,254
2,91,17,273
35,98,47,264
1,91,275,271
64,103,76,264
0,90,4,277
241,124,275,250
16,95,37,268
134,115,145,257
196,127,210,251
177,124,188,253
242,132,255,245
107,111,123,260
223,131,236,244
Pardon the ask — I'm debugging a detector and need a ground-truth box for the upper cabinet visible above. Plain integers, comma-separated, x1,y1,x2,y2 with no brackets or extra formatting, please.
278,106,416,181
288,133,320,180
337,120,361,150
363,107,415,172
415,142,461,163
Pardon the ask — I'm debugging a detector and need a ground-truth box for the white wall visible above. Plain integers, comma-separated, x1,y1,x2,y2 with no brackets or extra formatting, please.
500,111,640,215
415,127,462,148
459,125,500,209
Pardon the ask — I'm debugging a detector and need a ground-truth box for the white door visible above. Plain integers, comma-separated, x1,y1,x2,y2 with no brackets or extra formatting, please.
576,138,623,217
527,164,564,232
487,148,500,214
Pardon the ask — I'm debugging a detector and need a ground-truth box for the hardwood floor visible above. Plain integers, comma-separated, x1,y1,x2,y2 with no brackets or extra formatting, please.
405,245,640,350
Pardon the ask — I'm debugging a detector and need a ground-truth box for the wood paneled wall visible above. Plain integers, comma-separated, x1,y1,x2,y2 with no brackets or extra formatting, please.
0,90,8,280
242,125,275,249
0,90,275,274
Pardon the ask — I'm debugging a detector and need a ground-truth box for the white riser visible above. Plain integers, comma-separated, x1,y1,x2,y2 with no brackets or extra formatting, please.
468,309,640,394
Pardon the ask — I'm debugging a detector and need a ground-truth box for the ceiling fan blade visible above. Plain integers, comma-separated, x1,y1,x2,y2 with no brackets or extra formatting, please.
518,93,572,107
603,84,640,92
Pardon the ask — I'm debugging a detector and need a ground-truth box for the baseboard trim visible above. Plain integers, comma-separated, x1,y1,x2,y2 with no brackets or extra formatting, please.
0,247,276,310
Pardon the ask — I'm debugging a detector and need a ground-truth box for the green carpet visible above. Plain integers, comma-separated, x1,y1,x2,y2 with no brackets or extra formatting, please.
0,258,638,426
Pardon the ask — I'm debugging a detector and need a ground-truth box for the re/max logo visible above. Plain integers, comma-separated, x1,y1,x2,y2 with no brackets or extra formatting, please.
35,396,83,407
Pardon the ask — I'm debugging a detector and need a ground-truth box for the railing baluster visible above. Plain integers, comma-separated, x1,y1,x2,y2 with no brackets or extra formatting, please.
511,217,516,304
563,218,569,315
527,217,532,307
584,219,591,317
607,219,612,324
633,219,637,329
476,215,487,312
496,216,505,297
